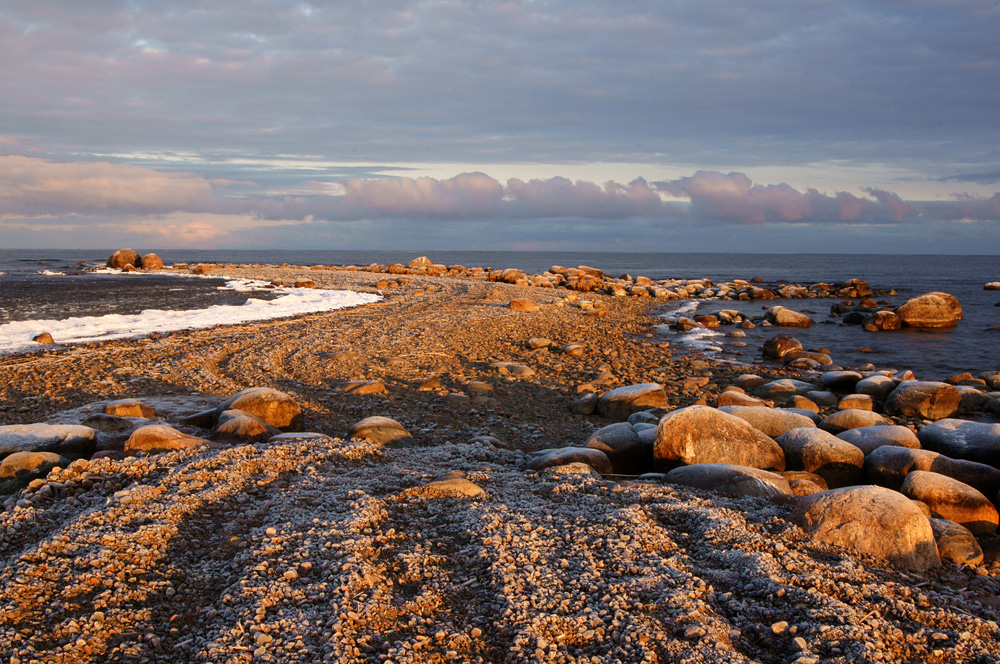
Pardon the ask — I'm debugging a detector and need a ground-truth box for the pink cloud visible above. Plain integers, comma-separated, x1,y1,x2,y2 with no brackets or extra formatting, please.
0,155,212,216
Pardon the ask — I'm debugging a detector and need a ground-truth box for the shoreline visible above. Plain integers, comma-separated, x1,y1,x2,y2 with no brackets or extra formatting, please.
1,260,999,663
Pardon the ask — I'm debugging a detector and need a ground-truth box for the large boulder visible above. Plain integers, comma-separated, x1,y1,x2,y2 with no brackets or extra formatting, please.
0,423,96,460
855,374,897,402
929,519,984,566
215,387,303,432
140,253,164,271
664,464,791,498
718,406,817,438
717,390,771,408
884,381,960,420
349,416,414,447
918,419,1000,468
864,446,1000,498
107,248,141,269
654,405,785,472
819,409,891,435
407,256,433,269
212,409,281,445
124,425,207,455
0,451,68,494
584,422,651,475
526,447,613,475
775,427,865,489
597,383,670,420
104,399,156,419
900,471,998,534
836,425,920,456
762,336,803,359
896,292,962,328
790,486,940,571
765,306,813,327
752,379,816,401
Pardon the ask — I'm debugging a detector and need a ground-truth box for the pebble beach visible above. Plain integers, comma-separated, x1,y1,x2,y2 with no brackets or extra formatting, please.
1,257,1000,664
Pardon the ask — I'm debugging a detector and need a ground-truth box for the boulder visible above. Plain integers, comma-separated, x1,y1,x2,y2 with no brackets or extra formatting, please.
956,386,991,413
526,447,613,475
541,462,601,479
82,413,135,433
584,423,651,475
783,470,830,493
407,256,433,269
349,416,414,447
32,332,54,344
900,471,998,534
837,394,874,411
717,391,771,408
107,248,141,269
733,374,768,393
762,335,803,359
0,451,67,482
790,486,940,571
124,425,206,455
654,405,785,472
837,425,920,456
896,292,962,328
0,423,96,460
929,519,984,565
215,387,303,431
884,381,960,420
820,371,863,393
104,399,156,419
855,375,897,402
918,419,1000,468
569,394,599,415
775,427,865,489
340,379,387,395
819,409,891,435
508,299,540,312
752,379,817,401
596,383,670,420
408,478,485,499
718,406,817,438
212,409,281,444
864,445,1000,498
140,253,164,270
863,310,903,331
665,464,791,498
766,306,813,327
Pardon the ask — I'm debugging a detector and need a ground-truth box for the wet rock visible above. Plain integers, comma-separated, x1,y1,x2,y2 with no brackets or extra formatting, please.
0,423,96,460
718,405,817,437
900,471,998,534
918,419,1000,468
212,409,282,444
104,399,156,419
776,427,865,489
584,422,651,475
885,381,960,420
762,335,803,359
863,310,902,331
896,292,963,328
819,409,891,435
107,248,141,269
929,519,984,565
596,383,670,420
654,405,785,472
791,485,940,571
349,416,414,447
766,306,813,327
526,447,613,475
665,463,791,498
837,425,920,456
864,445,1000,500
124,425,207,455
215,387,304,432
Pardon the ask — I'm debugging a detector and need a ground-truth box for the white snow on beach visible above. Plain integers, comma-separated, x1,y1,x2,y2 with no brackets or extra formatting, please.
0,281,381,356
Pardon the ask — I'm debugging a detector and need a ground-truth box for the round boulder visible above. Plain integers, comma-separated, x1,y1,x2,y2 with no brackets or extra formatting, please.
917,419,1000,467
596,383,670,420
584,422,651,475
790,485,940,571
855,374,897,402
526,447,613,475
884,381,960,420
752,379,817,401
775,427,865,489
212,409,281,444
837,425,920,456
762,335,803,359
654,405,785,472
900,470,998,534
0,423,96,460
216,387,303,432
349,416,414,447
864,445,1000,499
896,292,962,328
140,253,164,270
819,409,891,435
929,519,984,566
820,371,863,393
718,405,817,438
124,425,206,455
766,306,813,327
0,451,67,481
665,463,791,498
107,248,141,269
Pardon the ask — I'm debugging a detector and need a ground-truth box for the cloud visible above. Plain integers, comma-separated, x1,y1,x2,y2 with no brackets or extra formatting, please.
0,155,212,216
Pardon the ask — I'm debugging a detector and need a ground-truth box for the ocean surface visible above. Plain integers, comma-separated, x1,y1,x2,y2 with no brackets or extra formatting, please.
0,249,997,379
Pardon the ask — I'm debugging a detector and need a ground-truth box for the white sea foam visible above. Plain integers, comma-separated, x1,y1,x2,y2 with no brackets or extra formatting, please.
0,283,381,356
679,328,724,352
37,270,66,276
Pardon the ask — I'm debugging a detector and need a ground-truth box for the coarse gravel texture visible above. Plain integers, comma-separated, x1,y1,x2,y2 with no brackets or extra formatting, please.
1,265,999,663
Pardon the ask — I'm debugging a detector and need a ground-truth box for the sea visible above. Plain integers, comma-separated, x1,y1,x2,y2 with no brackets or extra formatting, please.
0,249,997,380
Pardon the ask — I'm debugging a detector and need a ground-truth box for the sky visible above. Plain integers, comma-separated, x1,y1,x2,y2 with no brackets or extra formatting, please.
1,0,999,253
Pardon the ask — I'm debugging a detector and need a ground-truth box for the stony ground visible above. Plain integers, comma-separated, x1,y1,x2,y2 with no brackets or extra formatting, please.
1,265,999,663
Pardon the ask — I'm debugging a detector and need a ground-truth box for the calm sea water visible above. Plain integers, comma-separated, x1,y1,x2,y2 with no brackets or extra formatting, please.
1,249,997,379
